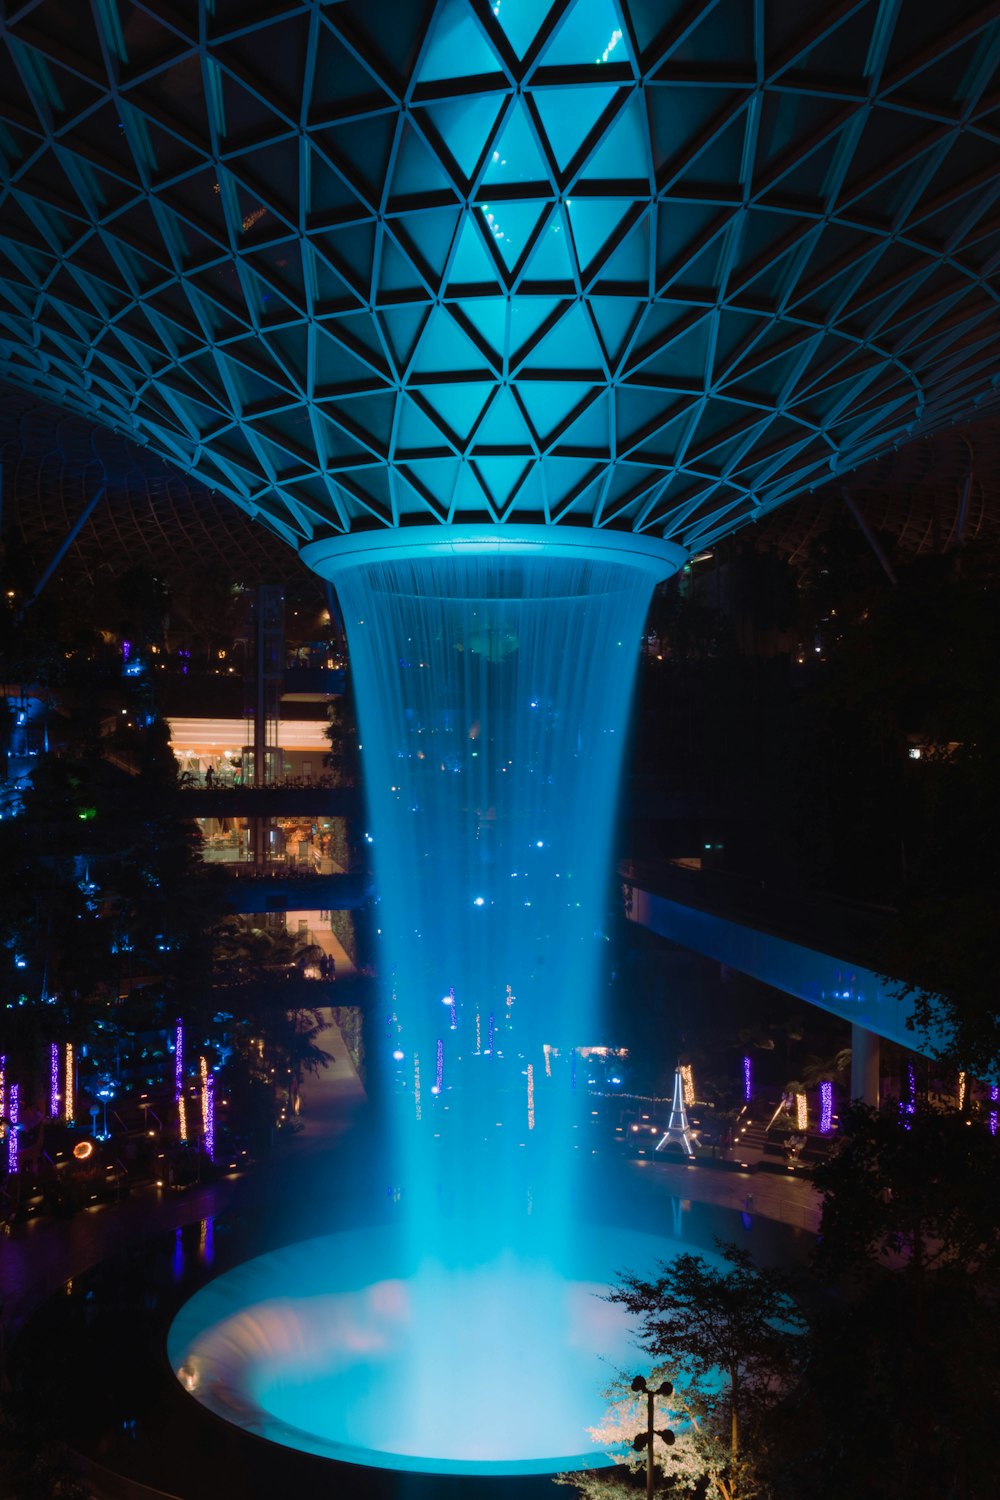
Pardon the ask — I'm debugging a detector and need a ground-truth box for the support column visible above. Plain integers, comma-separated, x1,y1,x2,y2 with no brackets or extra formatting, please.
851,1022,880,1106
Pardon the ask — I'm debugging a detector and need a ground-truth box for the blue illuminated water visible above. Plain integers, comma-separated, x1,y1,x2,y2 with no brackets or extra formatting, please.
335,555,655,1265
168,1224,721,1474
172,553,662,1472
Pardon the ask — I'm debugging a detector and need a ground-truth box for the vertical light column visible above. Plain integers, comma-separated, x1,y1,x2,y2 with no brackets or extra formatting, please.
7,1082,19,1175
64,1042,74,1122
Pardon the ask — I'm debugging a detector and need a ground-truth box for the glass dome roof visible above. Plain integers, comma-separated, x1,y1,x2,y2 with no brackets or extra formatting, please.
2,0,1000,557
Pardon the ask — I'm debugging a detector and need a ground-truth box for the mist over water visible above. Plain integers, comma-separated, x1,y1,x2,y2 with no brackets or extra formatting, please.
336,555,656,1261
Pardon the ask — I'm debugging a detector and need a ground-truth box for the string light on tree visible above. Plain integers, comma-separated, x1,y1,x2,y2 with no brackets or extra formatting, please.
527,1064,535,1131
743,1055,752,1103
414,1053,422,1121
7,1082,19,1175
178,1093,188,1141
50,1042,59,1118
795,1091,808,1131
819,1080,833,1135
65,1042,74,1122
434,1038,444,1095
990,1084,998,1137
958,1071,966,1110
543,1043,552,1078
203,1071,215,1162
199,1056,211,1148
0,1054,5,1147
680,1064,694,1107
174,1020,184,1100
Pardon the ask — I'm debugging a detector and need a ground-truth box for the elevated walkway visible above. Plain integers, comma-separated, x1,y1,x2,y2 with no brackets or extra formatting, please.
622,860,939,1055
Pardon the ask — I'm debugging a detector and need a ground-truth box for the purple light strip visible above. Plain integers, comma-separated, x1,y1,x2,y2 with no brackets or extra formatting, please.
50,1041,59,1118
488,1012,495,1055
449,987,456,1031
991,1084,998,1138
7,1083,19,1175
435,1038,444,1094
204,1072,215,1162
819,1080,833,1135
743,1055,752,1103
174,1020,183,1101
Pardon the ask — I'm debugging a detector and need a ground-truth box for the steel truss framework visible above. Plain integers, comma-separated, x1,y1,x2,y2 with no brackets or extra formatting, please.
0,381,319,586
2,0,1000,559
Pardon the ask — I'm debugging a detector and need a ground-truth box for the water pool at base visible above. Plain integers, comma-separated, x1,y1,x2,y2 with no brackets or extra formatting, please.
168,1223,718,1476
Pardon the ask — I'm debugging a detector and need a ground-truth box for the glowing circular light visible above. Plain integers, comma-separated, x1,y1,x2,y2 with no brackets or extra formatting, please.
392,1050,405,1062
473,897,485,907
73,1139,94,1160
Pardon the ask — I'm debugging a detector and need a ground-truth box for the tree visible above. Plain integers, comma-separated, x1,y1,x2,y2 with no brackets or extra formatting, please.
556,1364,767,1500
606,1244,805,1475
786,1101,1000,1500
811,1100,1000,1304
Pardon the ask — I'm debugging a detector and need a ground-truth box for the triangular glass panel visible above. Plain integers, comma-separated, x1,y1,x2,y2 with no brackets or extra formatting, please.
522,302,603,369
321,222,376,292
483,101,549,185
597,214,649,284
454,461,493,514
532,84,618,171
396,395,452,453
506,464,543,517
394,468,449,522
493,0,549,59
519,379,591,441
551,474,602,523
417,95,506,182
477,454,529,507
345,466,393,523
398,207,463,282
391,123,456,199
508,296,562,357
588,296,643,362
567,197,633,270
459,296,508,357
336,390,397,449
447,215,498,284
314,411,377,464
479,200,547,273
540,0,627,67
417,0,501,81
581,97,647,181
379,303,430,370
556,391,609,450
419,380,497,441
320,115,397,199
376,234,424,294
522,215,575,281
543,457,600,510
410,306,489,373
471,388,532,447
615,386,686,445
405,457,461,509
313,329,384,389
645,86,732,179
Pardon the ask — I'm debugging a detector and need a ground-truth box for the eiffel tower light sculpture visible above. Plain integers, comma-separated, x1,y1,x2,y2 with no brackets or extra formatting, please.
656,1067,698,1158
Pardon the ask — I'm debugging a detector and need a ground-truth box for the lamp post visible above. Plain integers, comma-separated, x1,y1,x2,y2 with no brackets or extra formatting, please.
631,1374,675,1500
